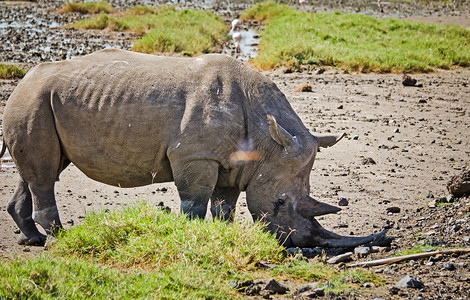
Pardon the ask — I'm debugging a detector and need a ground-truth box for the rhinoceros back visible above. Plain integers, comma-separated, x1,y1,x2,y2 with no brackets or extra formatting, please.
5,49,257,187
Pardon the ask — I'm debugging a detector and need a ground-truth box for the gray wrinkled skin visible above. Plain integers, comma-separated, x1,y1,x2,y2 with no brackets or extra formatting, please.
2,49,386,247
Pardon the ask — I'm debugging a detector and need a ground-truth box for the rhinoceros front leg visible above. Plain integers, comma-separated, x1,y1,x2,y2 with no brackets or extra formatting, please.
210,187,240,221
7,178,46,246
172,160,219,219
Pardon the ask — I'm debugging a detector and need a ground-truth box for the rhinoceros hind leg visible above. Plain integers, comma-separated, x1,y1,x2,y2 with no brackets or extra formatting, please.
7,179,47,246
30,184,62,236
173,160,219,219
210,187,240,221
17,233,47,246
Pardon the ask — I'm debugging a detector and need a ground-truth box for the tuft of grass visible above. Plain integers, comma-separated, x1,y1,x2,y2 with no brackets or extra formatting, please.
242,1,470,73
270,259,384,292
59,1,114,14
70,13,129,30
132,9,227,55
52,202,284,269
392,243,444,257
68,6,227,56
0,64,26,79
0,255,240,299
0,203,383,298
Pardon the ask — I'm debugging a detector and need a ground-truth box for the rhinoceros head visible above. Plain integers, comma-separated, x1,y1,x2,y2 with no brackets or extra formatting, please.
245,115,386,248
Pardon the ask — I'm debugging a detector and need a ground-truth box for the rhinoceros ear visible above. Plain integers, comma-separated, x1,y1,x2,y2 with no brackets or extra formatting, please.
267,115,301,154
315,133,346,148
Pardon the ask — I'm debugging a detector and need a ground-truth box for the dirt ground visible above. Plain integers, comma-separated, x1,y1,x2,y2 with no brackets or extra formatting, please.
0,0,469,298
2,67,469,297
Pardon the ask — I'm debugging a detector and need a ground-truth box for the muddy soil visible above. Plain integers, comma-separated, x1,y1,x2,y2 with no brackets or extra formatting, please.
0,0,469,298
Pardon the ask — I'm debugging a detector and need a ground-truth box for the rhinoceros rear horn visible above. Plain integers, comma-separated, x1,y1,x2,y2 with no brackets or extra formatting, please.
315,133,346,148
267,115,301,154
297,196,341,218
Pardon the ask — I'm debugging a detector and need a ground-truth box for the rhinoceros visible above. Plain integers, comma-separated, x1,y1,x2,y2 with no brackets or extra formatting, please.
1,49,386,248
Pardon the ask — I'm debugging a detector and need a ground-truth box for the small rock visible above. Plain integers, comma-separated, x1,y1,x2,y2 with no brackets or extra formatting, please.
402,74,421,87
354,246,371,258
363,282,375,288
312,288,325,296
338,198,349,206
294,83,313,92
389,286,400,294
386,206,401,214
362,157,376,165
337,104,344,109
258,261,278,269
327,252,353,264
238,279,254,291
447,169,470,196
245,284,261,296
229,279,238,288
293,285,313,296
443,263,456,271
286,247,302,256
396,275,424,289
263,279,289,294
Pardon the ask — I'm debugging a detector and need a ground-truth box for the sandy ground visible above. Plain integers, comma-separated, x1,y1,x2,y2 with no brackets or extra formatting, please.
1,68,469,257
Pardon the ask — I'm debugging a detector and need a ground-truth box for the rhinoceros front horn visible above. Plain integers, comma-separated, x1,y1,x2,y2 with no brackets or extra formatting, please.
297,196,341,218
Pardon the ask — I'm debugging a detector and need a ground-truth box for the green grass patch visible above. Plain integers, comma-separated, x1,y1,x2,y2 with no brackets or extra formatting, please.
68,5,227,56
0,202,383,298
0,64,26,79
59,1,114,14
242,1,470,73
270,259,384,292
52,202,284,269
392,243,445,257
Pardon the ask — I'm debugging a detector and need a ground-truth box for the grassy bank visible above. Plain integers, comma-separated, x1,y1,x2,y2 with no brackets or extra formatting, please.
59,1,113,14
242,1,470,72
67,5,227,56
0,202,382,298
0,64,26,79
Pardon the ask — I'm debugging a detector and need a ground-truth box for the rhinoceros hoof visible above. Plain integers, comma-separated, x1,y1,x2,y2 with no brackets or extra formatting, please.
17,233,47,246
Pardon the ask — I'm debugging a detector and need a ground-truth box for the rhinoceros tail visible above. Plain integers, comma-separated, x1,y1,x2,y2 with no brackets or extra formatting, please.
0,138,6,158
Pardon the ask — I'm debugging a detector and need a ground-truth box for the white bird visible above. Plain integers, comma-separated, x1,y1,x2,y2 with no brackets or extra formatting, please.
299,0,307,6
231,19,242,32
232,32,242,54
